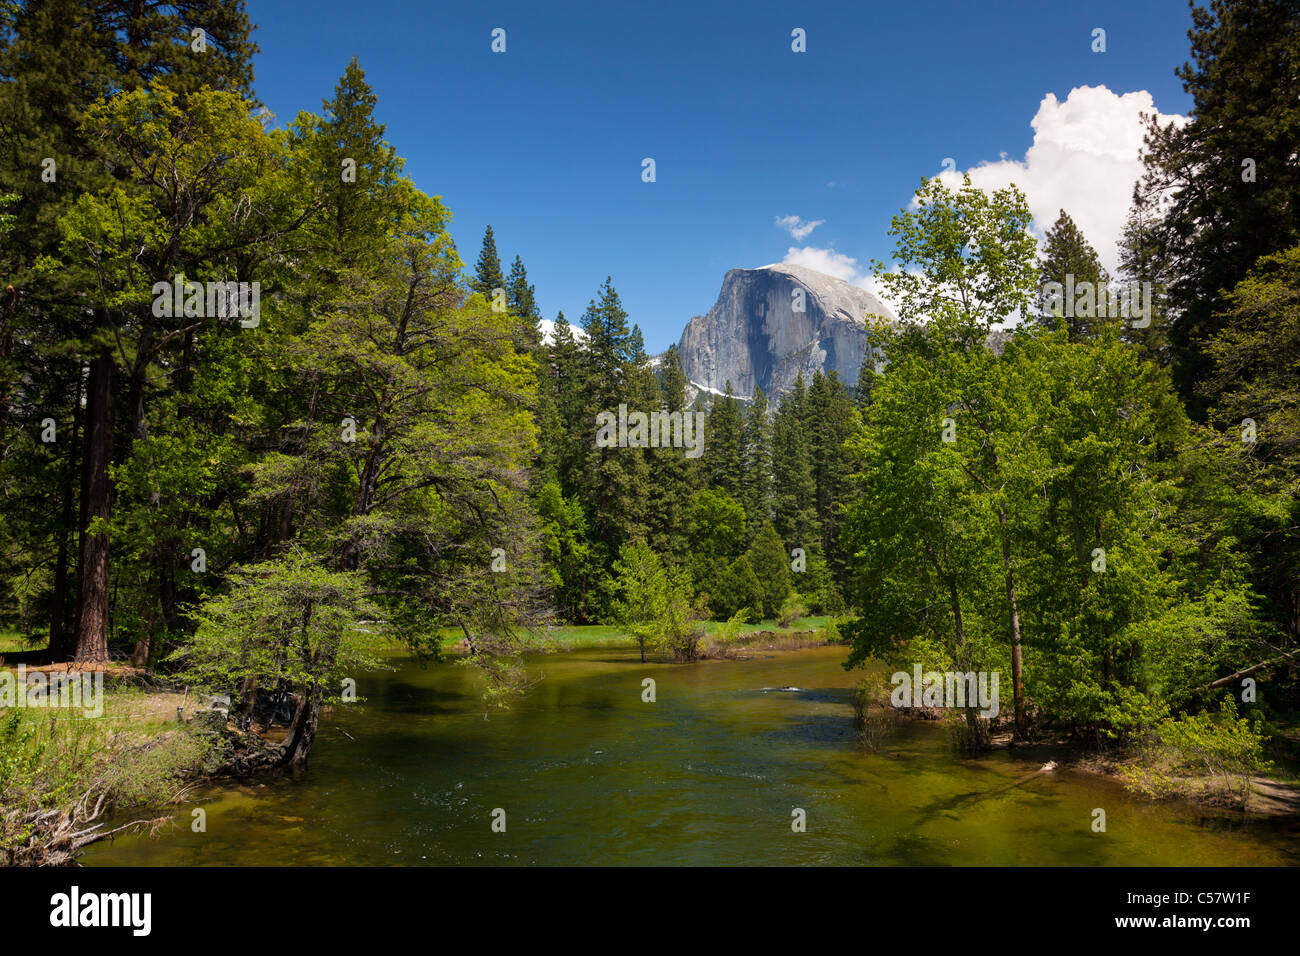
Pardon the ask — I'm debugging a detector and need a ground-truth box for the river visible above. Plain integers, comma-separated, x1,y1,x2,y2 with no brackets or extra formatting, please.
83,645,1299,866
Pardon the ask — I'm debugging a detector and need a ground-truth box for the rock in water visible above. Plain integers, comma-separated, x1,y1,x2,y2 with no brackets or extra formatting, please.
675,263,895,403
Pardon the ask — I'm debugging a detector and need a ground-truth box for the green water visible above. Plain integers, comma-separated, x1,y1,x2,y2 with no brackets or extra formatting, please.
83,646,1299,866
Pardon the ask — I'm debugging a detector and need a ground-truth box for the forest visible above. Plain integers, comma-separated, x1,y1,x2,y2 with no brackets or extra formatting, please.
1,0,1297,863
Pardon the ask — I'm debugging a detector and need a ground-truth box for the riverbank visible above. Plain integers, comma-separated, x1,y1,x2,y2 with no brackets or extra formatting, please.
984,728,1300,816
436,616,840,656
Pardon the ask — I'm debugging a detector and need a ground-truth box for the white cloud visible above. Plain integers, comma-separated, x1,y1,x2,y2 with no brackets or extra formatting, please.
781,245,861,282
780,246,909,316
930,85,1186,274
775,215,826,241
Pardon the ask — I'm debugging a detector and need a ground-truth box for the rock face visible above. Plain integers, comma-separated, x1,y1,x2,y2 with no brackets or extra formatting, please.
676,263,894,402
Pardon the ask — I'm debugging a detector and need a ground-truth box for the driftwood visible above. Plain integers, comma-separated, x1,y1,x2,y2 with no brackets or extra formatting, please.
4,780,171,867
1194,647,1300,692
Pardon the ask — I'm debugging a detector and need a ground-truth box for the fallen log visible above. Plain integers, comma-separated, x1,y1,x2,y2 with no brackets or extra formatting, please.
1193,647,1300,692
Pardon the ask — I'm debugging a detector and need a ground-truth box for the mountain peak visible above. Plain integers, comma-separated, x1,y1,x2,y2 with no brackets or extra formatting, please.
675,264,894,402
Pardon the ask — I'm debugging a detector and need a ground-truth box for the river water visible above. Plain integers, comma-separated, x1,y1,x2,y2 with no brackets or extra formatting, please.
83,646,1299,866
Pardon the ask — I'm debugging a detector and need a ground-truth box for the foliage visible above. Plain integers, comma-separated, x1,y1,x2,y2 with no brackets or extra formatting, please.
1121,697,1274,808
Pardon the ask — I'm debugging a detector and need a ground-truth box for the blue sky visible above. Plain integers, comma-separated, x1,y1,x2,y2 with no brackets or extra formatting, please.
247,0,1196,351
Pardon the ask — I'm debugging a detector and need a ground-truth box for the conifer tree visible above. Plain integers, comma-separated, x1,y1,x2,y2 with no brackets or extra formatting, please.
0,0,261,663
771,375,818,549
1138,0,1300,411
1035,209,1108,342
507,255,538,320
646,345,697,561
1116,187,1173,366
547,312,587,497
704,382,745,503
741,386,773,528
579,279,648,596
806,371,856,583
745,520,792,620
472,225,505,301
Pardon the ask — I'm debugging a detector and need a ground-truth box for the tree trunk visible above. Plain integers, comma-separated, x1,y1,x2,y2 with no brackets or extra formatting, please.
278,684,322,767
73,351,114,666
49,366,84,660
998,506,1028,740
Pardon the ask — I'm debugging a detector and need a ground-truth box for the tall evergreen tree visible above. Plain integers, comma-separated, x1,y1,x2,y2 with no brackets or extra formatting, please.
646,345,696,561
806,370,856,583
771,375,818,549
506,255,538,320
704,382,745,503
472,225,505,301
1138,0,1300,413
1035,209,1108,342
506,254,541,351
741,385,772,528
745,519,792,620
579,279,648,601
1116,186,1174,366
0,0,261,663
547,311,587,496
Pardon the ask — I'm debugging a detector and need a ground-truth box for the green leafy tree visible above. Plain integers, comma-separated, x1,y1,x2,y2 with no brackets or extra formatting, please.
170,548,387,766
611,540,700,662
1202,244,1300,663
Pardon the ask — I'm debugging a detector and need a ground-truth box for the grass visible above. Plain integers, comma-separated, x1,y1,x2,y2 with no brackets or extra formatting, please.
0,629,42,655
0,675,220,864
433,616,838,653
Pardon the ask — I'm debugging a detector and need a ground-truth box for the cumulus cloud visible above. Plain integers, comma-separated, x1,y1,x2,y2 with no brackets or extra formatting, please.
781,245,861,282
931,85,1186,274
775,215,826,240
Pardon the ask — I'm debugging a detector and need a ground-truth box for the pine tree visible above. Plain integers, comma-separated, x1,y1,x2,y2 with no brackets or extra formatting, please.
505,254,541,351
771,375,818,549
547,312,587,496
472,225,505,301
806,371,856,583
646,345,697,561
741,386,773,527
854,329,885,411
1035,209,1108,342
704,382,745,503
579,279,648,597
506,255,538,319
1116,186,1173,366
0,0,261,663
1138,0,1300,413
294,57,406,282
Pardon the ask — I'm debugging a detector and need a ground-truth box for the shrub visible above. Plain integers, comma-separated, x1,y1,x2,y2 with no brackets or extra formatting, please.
851,680,897,754
777,595,808,627
1121,696,1273,808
